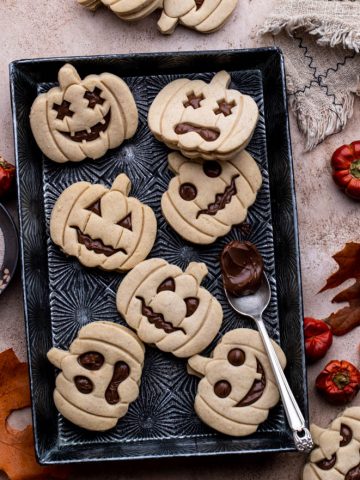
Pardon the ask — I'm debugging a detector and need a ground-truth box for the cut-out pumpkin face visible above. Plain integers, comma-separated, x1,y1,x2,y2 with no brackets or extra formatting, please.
161,151,262,244
158,0,238,34
50,174,157,272
78,0,163,21
30,64,138,163
148,71,259,161
303,407,360,480
188,328,286,436
47,322,145,431
116,258,223,358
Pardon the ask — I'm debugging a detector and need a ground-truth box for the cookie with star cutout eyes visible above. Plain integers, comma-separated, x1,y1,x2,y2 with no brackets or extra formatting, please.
161,151,262,244
47,321,145,431
302,407,360,480
30,64,138,163
148,71,259,161
116,258,223,358
78,0,163,22
187,328,286,436
50,174,157,272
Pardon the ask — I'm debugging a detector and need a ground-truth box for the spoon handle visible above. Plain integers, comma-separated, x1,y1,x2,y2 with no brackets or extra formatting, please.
255,316,313,453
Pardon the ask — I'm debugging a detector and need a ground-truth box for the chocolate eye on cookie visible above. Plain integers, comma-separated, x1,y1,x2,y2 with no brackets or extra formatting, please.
30,63,138,163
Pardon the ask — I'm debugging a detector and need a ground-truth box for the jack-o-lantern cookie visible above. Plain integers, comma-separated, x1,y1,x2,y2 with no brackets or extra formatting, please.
50,174,157,272
30,64,138,163
158,0,237,34
47,321,145,431
161,151,262,244
188,328,286,436
148,71,259,161
78,0,162,21
116,258,223,358
303,407,360,480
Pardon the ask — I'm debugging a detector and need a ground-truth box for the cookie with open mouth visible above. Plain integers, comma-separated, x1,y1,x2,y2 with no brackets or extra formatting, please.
50,174,157,272
116,258,223,358
30,64,138,163
161,151,262,244
187,328,287,436
148,71,259,160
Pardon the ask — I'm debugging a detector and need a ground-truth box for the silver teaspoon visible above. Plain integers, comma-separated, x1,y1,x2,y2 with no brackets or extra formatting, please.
224,272,313,453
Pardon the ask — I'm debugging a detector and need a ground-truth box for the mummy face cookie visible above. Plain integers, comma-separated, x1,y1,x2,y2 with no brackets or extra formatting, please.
50,174,157,272
187,329,286,436
47,322,145,431
116,258,223,358
303,407,360,480
158,0,238,34
78,0,162,21
30,64,138,163
148,71,259,161
161,151,262,244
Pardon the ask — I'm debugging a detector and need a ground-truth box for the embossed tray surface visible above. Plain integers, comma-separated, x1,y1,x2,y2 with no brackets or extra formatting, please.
10,48,308,464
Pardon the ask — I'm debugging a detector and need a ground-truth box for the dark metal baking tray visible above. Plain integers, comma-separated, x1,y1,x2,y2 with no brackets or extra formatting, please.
9,47,308,464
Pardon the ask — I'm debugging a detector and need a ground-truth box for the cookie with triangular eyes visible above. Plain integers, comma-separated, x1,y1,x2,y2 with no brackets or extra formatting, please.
50,174,157,272
187,328,286,436
161,151,262,244
148,71,259,161
116,258,223,358
302,407,360,480
30,64,138,163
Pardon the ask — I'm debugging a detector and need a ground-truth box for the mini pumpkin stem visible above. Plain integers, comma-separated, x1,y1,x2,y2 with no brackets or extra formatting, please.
58,64,81,90
350,159,360,179
333,372,350,390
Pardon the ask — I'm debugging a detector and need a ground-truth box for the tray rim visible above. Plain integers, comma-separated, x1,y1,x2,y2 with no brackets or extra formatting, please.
9,46,309,464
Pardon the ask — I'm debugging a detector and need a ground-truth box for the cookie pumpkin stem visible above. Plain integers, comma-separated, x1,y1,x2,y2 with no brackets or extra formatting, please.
77,0,102,11
187,355,211,377
211,71,231,89
111,174,131,196
157,11,178,35
47,348,68,369
58,64,81,90
185,262,208,284
167,152,187,173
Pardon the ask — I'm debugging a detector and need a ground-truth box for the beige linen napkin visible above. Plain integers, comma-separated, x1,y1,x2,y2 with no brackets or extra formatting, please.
260,0,360,150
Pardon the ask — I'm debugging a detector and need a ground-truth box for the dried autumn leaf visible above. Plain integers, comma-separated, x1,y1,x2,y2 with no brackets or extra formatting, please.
320,242,360,335
0,349,70,480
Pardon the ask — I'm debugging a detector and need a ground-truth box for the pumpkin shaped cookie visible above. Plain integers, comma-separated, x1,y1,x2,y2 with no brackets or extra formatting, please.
116,258,223,358
158,0,238,34
47,321,145,431
302,407,360,480
161,151,262,244
148,71,259,161
30,64,138,163
188,328,286,436
50,174,157,272
78,0,162,21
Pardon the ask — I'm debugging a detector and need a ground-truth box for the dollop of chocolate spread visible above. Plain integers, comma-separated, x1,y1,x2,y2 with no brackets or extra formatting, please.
214,380,232,398
105,361,130,405
220,240,264,296
137,297,185,334
75,375,93,394
61,110,111,143
236,360,266,407
316,454,337,471
75,228,126,257
196,175,239,218
345,464,360,480
174,123,220,142
340,424,353,446
78,352,105,370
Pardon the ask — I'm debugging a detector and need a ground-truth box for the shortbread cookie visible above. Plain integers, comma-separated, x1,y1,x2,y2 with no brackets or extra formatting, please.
78,0,162,21
158,0,237,34
47,321,145,431
30,64,138,163
188,328,286,436
161,151,262,244
148,71,259,161
50,174,157,271
116,258,223,358
303,407,360,480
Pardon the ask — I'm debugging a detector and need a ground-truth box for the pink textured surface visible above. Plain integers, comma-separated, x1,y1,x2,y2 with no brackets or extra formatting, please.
0,0,359,478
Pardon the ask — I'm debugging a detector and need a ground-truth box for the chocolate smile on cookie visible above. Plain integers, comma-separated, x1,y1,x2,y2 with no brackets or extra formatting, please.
235,360,266,407
61,110,111,143
196,175,239,217
136,297,186,334
75,228,126,257
174,123,220,142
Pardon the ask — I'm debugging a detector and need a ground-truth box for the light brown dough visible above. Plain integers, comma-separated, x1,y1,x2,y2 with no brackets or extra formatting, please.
30,64,138,163
188,328,286,436
50,174,157,272
47,321,145,431
116,258,223,358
